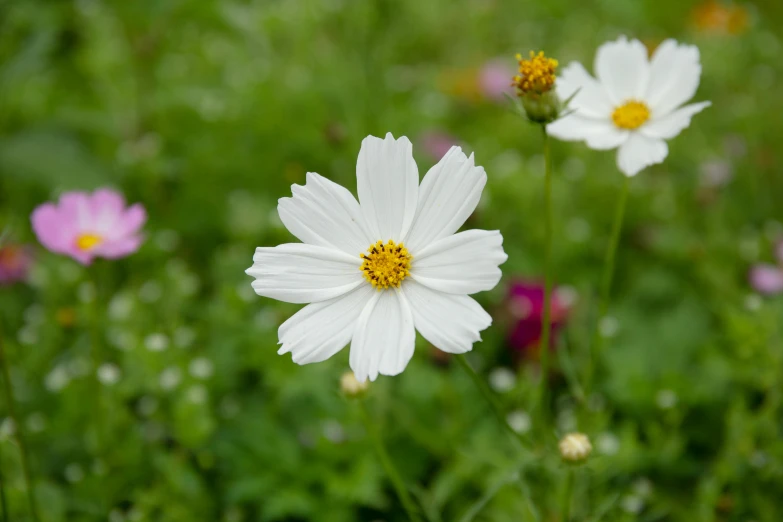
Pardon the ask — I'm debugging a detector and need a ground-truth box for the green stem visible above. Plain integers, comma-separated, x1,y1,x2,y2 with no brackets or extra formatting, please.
0,330,39,522
0,434,8,522
538,126,554,415
89,274,106,456
586,175,630,396
358,400,422,522
561,469,575,522
455,355,529,450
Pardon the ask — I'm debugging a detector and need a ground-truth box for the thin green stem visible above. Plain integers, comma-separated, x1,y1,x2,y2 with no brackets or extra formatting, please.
538,126,554,415
585,175,630,396
89,274,106,456
0,435,8,522
0,330,39,522
561,469,575,522
358,400,423,522
455,355,529,450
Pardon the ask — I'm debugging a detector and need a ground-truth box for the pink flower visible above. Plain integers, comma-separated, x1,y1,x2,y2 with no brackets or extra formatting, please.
479,60,515,102
0,244,34,285
749,265,783,295
506,280,570,357
31,188,147,265
749,242,783,295
419,131,460,161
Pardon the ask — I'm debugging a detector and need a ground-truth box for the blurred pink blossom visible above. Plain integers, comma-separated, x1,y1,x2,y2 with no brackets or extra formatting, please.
749,242,783,295
479,60,515,102
419,131,460,161
0,244,34,285
31,188,147,265
749,265,783,295
506,280,571,357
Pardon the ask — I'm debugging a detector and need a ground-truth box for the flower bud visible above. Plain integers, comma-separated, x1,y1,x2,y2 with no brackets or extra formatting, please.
512,51,562,124
559,432,592,463
340,371,368,398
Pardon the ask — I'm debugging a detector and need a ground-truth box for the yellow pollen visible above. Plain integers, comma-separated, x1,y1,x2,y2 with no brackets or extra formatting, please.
75,233,103,251
360,240,412,290
512,50,558,95
612,100,651,130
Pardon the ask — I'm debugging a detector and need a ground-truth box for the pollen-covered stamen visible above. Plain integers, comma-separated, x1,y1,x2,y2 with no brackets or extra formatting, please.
75,233,103,251
512,50,559,95
360,240,412,290
612,100,651,130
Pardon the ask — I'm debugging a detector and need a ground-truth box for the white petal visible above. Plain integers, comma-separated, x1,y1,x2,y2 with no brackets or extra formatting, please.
595,36,650,104
411,230,507,295
645,39,702,116
277,284,374,364
246,244,362,304
403,147,487,252
278,172,372,256
640,101,711,140
616,133,668,177
356,133,419,242
555,61,614,118
547,114,629,150
349,289,415,382
403,279,491,354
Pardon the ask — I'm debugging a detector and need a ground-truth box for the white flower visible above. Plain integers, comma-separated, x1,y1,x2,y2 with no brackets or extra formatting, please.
547,36,711,177
246,133,507,382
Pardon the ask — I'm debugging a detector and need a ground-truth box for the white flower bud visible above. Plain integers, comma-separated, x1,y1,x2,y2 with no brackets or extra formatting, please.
559,432,592,463
340,372,368,398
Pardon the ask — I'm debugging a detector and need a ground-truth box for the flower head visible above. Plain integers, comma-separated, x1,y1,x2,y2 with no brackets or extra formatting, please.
506,280,570,356
691,1,749,35
0,244,34,285
513,51,562,124
749,242,783,295
547,36,711,177
246,133,507,382
31,188,146,265
559,432,592,463
513,51,559,95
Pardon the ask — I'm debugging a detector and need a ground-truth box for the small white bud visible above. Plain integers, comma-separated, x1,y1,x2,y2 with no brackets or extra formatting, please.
340,372,368,397
559,432,592,463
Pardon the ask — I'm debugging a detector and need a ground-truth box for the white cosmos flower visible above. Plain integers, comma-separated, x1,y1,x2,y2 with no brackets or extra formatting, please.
547,36,711,177
246,133,507,382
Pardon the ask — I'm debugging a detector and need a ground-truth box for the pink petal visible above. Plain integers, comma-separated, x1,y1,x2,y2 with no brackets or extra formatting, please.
90,188,127,233
749,264,783,295
58,191,93,231
95,236,144,259
112,203,147,239
31,203,72,252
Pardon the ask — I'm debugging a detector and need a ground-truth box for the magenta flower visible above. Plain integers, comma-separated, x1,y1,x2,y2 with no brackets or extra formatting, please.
0,244,34,285
31,188,146,265
479,60,515,102
506,280,570,357
749,243,783,295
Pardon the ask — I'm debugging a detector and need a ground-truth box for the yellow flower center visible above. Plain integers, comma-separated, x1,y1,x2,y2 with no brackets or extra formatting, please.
75,233,103,251
513,51,558,95
360,240,412,290
612,100,651,130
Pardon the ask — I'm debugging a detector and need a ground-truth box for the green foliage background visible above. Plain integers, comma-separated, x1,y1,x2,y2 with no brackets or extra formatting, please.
1,0,782,520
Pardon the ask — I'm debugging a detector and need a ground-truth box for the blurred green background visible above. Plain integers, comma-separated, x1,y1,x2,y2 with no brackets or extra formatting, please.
1,0,783,520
